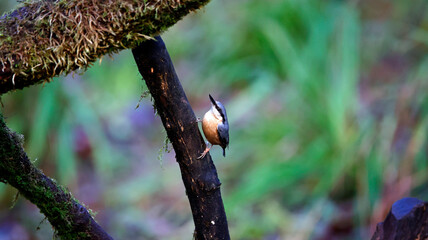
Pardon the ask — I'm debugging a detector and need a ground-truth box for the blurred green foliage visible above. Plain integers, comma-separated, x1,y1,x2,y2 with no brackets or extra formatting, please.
1,0,428,239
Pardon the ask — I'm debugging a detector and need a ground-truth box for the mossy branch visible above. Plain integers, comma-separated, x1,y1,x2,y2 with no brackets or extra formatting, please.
0,114,113,240
0,0,209,95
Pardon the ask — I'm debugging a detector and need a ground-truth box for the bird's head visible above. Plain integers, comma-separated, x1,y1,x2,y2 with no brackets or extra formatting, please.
209,94,227,122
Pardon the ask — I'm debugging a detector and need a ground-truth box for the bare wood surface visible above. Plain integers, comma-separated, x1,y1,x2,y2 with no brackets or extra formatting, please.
371,197,428,240
132,36,231,240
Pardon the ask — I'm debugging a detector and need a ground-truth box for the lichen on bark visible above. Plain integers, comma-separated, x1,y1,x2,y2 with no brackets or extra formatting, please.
0,114,113,239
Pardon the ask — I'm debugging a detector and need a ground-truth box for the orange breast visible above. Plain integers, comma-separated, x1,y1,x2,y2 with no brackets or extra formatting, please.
202,111,222,145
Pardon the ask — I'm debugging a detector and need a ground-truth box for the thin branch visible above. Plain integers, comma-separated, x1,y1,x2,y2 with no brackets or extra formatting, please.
0,114,113,240
132,36,230,240
0,0,210,94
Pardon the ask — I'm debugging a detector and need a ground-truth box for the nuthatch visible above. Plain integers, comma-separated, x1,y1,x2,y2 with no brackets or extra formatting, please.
198,94,229,159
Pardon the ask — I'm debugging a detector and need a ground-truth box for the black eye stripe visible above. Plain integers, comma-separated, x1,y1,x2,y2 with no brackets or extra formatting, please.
214,105,225,122
209,95,226,123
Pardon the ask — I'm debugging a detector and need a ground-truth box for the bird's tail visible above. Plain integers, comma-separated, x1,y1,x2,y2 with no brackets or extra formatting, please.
222,147,226,157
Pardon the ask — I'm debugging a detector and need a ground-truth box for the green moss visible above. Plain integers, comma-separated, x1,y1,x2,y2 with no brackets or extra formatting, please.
0,0,211,94
0,114,103,239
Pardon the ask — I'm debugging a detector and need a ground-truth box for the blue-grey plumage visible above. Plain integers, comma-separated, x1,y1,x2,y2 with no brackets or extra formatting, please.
198,94,229,159
217,122,229,156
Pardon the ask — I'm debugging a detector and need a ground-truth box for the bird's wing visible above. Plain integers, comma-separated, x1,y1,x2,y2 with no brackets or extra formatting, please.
217,123,229,149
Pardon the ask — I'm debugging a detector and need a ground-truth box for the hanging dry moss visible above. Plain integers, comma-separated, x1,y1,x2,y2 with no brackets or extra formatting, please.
0,0,209,94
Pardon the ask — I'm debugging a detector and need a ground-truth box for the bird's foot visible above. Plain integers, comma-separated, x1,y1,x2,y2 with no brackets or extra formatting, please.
197,145,212,159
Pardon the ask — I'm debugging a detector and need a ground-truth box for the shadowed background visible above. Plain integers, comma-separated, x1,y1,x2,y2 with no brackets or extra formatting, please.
1,0,428,239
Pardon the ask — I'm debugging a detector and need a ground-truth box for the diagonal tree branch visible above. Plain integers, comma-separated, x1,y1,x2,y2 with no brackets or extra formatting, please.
132,36,230,240
0,0,210,95
0,114,113,240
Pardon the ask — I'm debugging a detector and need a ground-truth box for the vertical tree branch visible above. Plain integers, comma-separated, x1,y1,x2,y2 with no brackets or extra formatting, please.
132,36,230,239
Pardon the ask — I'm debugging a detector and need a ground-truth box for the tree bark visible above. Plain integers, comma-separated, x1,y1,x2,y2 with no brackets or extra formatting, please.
132,36,230,240
0,114,113,240
371,197,428,240
0,0,210,95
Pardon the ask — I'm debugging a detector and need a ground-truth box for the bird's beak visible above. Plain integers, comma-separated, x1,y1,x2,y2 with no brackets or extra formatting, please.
209,94,217,106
